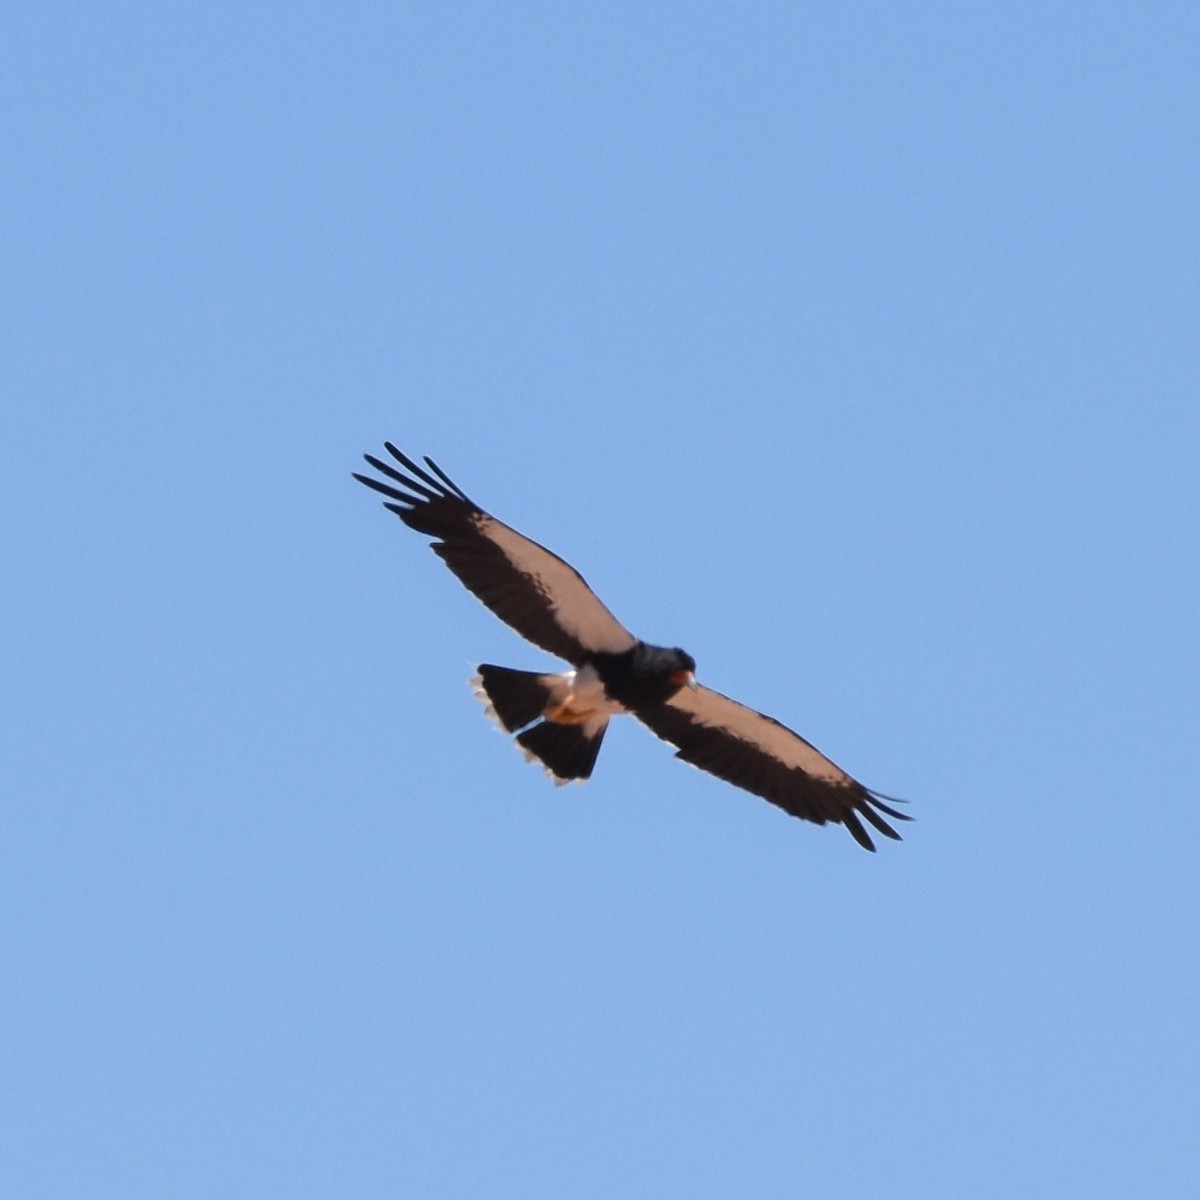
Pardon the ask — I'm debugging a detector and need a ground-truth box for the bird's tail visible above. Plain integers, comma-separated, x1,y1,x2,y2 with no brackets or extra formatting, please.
515,719,606,784
472,664,608,785
472,664,556,732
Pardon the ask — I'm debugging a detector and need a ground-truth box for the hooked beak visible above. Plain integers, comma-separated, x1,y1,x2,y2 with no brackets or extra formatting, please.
671,669,698,689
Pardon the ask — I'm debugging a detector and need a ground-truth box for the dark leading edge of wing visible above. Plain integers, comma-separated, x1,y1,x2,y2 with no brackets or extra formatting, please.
354,444,636,666
635,686,911,851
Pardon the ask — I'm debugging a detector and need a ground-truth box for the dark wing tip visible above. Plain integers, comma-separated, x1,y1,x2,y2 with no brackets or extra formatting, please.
867,792,913,824
842,809,878,852
354,444,476,506
353,470,418,507
422,455,472,503
355,445,478,521
840,788,912,850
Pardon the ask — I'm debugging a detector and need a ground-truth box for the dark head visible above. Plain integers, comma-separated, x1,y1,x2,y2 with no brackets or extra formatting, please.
668,647,697,690
636,644,696,692
593,643,698,708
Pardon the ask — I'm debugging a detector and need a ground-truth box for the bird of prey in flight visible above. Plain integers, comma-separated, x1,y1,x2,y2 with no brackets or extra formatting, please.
354,444,910,851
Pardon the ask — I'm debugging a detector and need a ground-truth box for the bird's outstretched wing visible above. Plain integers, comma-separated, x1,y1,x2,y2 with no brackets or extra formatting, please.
355,444,637,665
635,684,910,851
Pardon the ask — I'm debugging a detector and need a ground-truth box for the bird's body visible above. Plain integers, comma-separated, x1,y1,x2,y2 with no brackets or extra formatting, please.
355,444,909,851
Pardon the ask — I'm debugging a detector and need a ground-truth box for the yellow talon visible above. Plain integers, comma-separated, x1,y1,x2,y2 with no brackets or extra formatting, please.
544,699,596,726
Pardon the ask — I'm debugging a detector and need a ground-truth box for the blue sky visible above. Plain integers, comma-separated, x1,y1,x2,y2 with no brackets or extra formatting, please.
4,2,1199,1196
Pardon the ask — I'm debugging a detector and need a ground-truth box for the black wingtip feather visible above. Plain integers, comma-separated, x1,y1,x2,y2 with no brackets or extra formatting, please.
423,455,472,502
363,453,439,500
859,801,904,842
867,793,913,823
842,810,877,852
353,472,414,504
382,444,455,498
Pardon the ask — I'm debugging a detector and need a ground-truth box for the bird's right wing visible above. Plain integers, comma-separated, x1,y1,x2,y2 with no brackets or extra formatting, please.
355,444,638,665
636,682,910,851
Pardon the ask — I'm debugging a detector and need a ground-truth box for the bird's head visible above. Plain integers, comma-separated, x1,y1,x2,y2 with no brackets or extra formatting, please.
669,648,697,690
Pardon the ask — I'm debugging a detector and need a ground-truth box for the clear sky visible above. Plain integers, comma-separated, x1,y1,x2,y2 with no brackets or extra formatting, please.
4,2,1199,1196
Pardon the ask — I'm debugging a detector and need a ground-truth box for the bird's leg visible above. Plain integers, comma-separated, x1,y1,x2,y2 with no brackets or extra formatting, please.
544,694,597,725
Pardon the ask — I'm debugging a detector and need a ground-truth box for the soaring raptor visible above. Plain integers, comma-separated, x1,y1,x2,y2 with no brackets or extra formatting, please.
355,444,909,851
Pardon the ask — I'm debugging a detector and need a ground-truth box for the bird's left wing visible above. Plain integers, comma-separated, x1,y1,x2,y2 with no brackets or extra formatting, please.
355,444,638,665
635,683,910,851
